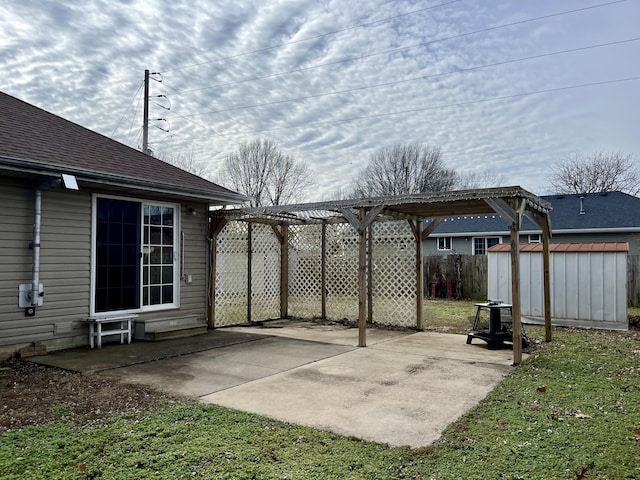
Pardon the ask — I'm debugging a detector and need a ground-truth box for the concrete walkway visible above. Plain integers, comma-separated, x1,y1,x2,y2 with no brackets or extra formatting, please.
32,322,519,448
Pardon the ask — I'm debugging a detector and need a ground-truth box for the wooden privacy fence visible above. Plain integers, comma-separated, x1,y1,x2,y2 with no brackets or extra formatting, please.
629,255,640,307
424,255,487,300
427,254,640,306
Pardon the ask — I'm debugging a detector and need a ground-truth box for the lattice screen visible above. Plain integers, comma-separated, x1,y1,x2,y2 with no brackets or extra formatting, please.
214,221,249,327
216,219,418,328
288,224,322,319
370,221,416,326
325,223,359,321
250,223,281,321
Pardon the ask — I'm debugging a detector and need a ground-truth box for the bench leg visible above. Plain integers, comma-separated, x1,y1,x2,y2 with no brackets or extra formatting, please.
127,320,132,344
97,323,102,349
89,325,95,349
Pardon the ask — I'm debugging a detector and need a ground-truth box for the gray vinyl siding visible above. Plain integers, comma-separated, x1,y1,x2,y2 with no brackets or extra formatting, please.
178,203,209,321
0,178,91,347
1,177,212,351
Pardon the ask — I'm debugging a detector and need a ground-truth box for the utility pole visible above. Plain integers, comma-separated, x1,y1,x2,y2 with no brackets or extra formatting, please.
142,69,149,154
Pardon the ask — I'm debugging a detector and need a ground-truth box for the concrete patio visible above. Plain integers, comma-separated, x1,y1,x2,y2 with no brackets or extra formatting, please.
31,321,520,448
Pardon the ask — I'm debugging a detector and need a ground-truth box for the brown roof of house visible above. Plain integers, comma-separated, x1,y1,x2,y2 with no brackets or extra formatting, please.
489,242,629,253
0,91,247,203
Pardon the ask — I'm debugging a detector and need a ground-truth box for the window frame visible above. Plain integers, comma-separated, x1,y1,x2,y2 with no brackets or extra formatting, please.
472,236,502,255
437,237,452,251
90,194,181,316
528,233,542,244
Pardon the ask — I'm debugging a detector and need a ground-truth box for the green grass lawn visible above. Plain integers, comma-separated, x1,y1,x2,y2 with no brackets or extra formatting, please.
2,303,640,479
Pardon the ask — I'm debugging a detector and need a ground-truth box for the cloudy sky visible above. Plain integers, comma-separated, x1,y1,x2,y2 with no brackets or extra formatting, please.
2,0,639,200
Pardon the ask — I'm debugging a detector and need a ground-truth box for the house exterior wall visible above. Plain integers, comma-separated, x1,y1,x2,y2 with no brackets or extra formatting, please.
425,232,640,256
0,177,91,351
0,176,210,354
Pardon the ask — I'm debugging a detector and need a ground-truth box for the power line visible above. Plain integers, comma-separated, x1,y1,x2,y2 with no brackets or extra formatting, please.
158,82,308,157
209,75,640,135
110,80,144,137
161,0,461,73
166,0,631,96
167,37,640,120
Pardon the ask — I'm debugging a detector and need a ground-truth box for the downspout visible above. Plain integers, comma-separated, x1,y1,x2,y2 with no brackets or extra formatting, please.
30,188,43,306
30,179,61,306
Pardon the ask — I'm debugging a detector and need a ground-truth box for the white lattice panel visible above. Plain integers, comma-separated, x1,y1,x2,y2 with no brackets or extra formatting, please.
215,219,419,329
215,221,249,326
325,224,359,321
250,224,281,321
288,225,322,318
370,221,416,326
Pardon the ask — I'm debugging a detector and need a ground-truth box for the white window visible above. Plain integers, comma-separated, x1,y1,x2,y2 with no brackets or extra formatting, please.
92,195,180,315
472,237,501,255
528,234,541,243
437,237,452,251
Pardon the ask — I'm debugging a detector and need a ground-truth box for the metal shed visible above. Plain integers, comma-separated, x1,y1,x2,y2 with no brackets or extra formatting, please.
488,243,628,330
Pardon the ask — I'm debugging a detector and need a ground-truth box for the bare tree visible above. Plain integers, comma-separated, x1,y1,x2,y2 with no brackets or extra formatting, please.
455,170,505,190
222,139,314,207
159,150,210,178
550,151,640,196
351,143,457,197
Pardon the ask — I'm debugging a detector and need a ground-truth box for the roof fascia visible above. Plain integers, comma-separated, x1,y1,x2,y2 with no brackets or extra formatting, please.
0,155,248,204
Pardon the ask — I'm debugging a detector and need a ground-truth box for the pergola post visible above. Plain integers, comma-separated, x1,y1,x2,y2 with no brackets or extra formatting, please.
367,224,374,325
415,220,424,331
409,219,425,331
358,208,367,347
280,224,289,319
509,198,525,366
247,222,253,323
541,218,552,342
321,223,327,320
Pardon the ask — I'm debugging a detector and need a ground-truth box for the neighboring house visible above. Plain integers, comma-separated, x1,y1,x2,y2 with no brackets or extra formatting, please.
425,191,640,255
0,91,247,355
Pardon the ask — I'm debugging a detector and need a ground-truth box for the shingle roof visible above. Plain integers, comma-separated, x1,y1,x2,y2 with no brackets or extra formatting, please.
429,191,640,235
0,91,247,203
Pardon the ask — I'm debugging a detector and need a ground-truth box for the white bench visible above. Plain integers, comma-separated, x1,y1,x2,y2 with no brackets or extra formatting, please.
86,314,137,349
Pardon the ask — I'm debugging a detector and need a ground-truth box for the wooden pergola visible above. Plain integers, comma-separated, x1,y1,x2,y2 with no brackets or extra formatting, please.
209,186,553,365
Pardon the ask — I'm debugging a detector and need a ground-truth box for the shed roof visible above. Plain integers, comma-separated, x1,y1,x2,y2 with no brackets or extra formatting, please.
0,91,247,204
489,242,629,253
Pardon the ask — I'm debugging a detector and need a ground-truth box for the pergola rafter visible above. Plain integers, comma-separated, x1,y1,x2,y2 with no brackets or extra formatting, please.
210,186,552,365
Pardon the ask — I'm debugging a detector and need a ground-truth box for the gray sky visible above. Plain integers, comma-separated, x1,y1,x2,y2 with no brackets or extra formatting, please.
2,0,639,200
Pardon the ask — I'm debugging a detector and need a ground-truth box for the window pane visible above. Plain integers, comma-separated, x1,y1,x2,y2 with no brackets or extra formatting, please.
150,266,161,284
487,238,500,248
150,227,162,244
148,206,162,225
162,266,173,283
162,207,174,226
162,285,173,303
150,286,161,305
162,227,173,246
162,247,173,264
149,246,161,264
